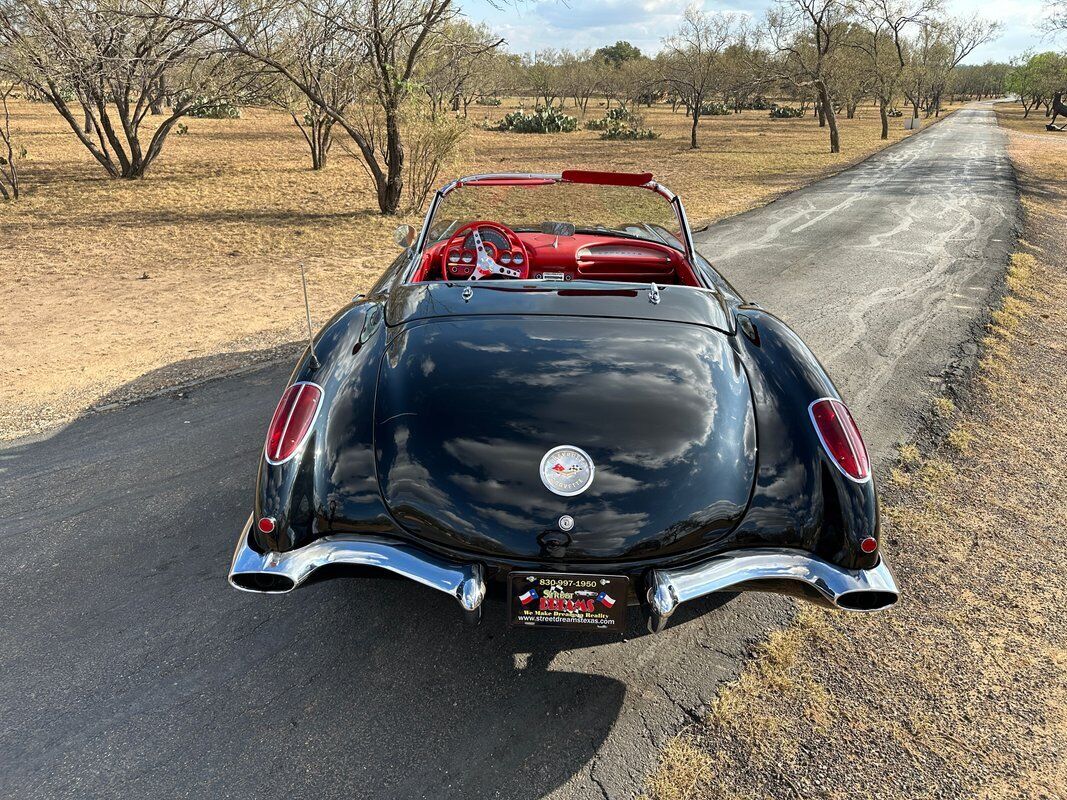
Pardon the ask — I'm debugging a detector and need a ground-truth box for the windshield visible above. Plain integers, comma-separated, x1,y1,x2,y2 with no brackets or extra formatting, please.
424,179,687,251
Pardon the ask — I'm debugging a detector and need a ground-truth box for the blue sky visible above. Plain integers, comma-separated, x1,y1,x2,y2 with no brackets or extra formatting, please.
461,0,1061,64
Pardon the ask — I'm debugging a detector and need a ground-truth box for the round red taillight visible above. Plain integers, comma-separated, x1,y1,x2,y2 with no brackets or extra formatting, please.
257,517,276,534
809,398,871,482
265,382,323,465
860,536,878,554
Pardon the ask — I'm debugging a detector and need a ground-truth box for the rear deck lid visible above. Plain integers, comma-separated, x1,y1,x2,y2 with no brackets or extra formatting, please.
384,281,732,333
372,315,756,561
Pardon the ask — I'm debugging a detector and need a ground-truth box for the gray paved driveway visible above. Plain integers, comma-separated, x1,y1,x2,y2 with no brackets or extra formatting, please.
0,105,1015,799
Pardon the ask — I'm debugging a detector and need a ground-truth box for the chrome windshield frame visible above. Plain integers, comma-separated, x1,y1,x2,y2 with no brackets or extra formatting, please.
405,173,697,284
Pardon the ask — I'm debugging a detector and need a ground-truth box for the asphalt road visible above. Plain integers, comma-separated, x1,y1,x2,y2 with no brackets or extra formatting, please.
1,106,1016,800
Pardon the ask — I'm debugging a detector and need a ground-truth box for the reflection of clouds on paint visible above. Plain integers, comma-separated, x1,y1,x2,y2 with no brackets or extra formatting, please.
370,315,756,558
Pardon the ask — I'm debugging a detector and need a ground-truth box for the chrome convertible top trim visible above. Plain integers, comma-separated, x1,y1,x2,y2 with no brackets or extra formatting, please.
228,515,486,621
646,547,899,633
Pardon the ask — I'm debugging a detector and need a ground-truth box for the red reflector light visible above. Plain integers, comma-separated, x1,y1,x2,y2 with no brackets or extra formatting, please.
809,398,871,482
860,536,878,554
257,517,276,534
265,382,323,465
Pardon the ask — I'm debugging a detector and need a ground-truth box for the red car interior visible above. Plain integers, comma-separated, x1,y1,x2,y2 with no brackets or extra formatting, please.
413,229,700,286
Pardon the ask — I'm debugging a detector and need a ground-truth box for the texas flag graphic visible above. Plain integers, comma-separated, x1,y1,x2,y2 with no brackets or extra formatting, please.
596,591,616,609
519,588,540,606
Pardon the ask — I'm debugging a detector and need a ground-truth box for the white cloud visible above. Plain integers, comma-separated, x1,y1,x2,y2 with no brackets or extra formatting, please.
461,0,1060,63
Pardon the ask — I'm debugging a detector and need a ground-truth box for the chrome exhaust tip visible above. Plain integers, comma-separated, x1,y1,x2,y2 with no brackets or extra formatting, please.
228,515,487,622
646,547,898,632
229,571,296,593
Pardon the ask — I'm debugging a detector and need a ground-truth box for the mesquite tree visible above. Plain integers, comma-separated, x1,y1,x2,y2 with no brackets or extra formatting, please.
0,0,258,179
851,0,937,139
263,4,363,171
659,8,745,148
198,0,459,214
0,80,20,199
901,15,999,118
766,0,850,153
421,21,502,117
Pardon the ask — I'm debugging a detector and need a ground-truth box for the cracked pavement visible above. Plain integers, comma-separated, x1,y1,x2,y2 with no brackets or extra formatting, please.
0,107,1016,800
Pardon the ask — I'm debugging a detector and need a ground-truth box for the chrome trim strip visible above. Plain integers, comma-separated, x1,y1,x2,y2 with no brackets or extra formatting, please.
228,515,486,615
647,547,898,632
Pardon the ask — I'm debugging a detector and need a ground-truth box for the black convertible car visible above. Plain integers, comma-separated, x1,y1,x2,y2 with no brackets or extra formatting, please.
228,170,898,633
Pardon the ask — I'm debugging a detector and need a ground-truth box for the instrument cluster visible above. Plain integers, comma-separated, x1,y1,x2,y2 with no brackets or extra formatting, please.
445,228,525,277
445,246,525,277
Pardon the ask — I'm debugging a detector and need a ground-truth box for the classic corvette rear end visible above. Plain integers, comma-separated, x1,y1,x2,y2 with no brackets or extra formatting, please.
229,171,898,633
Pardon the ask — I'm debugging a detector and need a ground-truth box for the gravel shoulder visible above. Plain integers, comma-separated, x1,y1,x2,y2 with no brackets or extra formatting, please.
643,120,1067,800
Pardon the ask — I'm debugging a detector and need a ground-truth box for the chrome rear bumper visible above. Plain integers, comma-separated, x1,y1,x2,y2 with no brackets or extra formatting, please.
228,515,486,623
647,547,898,632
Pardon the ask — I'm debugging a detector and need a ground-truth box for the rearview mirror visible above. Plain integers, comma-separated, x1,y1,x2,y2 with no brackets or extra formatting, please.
394,224,416,249
540,221,576,237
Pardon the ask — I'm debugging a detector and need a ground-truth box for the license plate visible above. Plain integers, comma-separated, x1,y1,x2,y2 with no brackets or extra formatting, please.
508,572,629,631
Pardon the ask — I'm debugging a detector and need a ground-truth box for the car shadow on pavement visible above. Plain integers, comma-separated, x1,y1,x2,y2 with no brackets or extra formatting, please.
1,360,745,800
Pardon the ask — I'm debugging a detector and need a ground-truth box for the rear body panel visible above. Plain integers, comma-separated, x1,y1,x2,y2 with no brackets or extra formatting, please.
371,315,756,562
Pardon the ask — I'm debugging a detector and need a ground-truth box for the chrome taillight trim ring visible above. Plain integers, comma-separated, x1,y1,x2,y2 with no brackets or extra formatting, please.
807,397,872,485
264,381,325,466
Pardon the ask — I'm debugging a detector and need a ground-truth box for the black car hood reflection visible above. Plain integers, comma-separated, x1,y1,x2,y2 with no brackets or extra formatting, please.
370,316,756,561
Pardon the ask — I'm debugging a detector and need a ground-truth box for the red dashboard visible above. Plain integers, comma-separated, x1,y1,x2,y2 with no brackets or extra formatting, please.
414,230,700,286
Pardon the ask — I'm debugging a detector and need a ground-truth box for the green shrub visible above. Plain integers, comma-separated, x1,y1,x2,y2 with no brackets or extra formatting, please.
496,106,578,133
586,107,658,140
769,105,804,119
699,101,731,116
585,106,634,130
599,122,659,140
476,96,502,106
185,97,241,119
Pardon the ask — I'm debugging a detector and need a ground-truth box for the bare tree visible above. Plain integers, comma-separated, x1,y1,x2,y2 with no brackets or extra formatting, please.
660,8,744,148
766,0,851,153
0,80,21,199
197,0,459,214
262,4,361,170
852,0,936,138
1047,0,1067,32
559,50,600,117
421,21,502,117
0,0,259,179
602,56,657,111
901,15,999,118
719,40,769,113
523,49,565,107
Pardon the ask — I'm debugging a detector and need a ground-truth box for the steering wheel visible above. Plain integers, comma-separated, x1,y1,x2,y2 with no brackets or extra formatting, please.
442,221,530,281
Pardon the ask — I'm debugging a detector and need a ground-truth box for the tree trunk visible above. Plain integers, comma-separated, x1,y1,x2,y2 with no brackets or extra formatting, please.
150,78,165,115
690,104,700,149
83,107,93,134
377,103,404,214
817,101,826,127
816,82,840,153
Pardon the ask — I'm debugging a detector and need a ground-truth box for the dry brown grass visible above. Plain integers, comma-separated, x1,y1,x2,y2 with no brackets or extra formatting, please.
643,119,1067,800
1,97,937,440
992,100,1064,135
